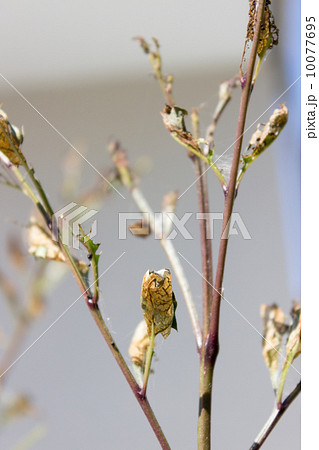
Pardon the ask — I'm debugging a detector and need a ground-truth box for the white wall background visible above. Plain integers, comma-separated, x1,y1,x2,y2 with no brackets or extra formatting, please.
2,0,247,87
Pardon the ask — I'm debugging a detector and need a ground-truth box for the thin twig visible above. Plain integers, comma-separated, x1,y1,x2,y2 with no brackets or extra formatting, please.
249,381,301,449
141,322,155,397
206,74,240,149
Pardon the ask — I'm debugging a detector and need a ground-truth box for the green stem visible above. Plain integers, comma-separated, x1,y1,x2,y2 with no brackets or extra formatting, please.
170,133,226,189
276,339,300,407
141,321,155,397
198,2,266,448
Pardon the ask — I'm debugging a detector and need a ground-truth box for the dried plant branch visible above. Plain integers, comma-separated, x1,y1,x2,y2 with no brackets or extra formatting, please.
134,36,174,106
249,381,301,450
205,74,241,149
197,2,267,448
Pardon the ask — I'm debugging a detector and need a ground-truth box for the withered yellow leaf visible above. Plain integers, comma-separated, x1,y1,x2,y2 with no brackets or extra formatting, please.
141,269,177,339
0,109,25,166
285,304,301,362
27,216,89,275
28,218,66,262
260,304,288,390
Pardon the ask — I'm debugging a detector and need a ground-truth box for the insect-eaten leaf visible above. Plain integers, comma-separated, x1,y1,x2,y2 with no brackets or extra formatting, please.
246,0,279,57
237,104,288,188
141,268,177,339
245,104,288,160
78,225,101,268
0,109,25,166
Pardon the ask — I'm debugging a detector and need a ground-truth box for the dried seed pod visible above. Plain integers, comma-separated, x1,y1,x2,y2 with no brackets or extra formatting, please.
141,268,177,339
0,109,25,166
128,320,154,368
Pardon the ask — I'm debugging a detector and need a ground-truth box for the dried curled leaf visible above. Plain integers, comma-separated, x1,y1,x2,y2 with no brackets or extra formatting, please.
0,394,34,426
276,304,301,404
245,104,288,161
286,304,301,360
129,220,151,238
27,216,89,275
0,109,25,166
246,0,279,56
141,268,177,339
261,302,301,400
236,104,288,190
261,304,288,390
129,320,154,368
28,218,65,262
161,105,200,153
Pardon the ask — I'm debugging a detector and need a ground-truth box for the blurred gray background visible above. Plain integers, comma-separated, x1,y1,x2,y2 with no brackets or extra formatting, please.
0,1,300,449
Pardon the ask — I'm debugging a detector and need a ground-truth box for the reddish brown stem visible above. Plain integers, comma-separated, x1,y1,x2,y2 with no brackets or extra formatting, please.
194,158,213,337
88,304,170,449
198,2,266,448
249,381,301,449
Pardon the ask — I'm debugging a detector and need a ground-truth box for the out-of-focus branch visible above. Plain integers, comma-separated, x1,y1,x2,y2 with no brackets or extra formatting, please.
110,141,202,352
